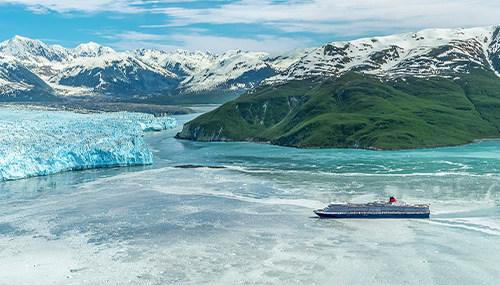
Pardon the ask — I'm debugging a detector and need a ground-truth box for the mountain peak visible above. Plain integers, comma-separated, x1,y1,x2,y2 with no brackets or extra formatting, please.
12,35,34,41
76,41,101,49
3,35,44,47
73,42,115,57
0,35,69,63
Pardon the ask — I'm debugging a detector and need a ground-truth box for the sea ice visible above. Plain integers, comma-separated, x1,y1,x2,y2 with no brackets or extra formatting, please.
0,108,176,181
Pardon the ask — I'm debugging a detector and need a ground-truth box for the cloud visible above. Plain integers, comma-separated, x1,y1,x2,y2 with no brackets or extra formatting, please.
104,30,312,53
157,0,500,36
0,0,141,13
0,0,194,13
167,33,312,53
4,0,500,53
4,0,500,33
111,40,177,51
110,31,166,41
103,31,177,50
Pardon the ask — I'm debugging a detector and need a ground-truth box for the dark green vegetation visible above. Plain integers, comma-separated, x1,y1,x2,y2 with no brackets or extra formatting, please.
139,90,241,105
176,70,500,149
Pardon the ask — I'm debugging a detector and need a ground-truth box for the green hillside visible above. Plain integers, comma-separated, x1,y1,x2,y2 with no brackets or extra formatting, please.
176,70,500,149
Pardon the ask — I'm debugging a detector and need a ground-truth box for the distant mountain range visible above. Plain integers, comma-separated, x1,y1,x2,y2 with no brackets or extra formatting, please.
0,35,304,102
2,26,500,104
176,26,500,149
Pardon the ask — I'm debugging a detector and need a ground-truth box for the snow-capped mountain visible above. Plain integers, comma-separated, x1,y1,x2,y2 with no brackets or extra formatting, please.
0,57,54,100
1,26,500,102
51,49,179,96
0,35,69,64
135,48,302,94
72,42,115,58
0,35,296,100
268,26,500,83
0,35,70,81
135,49,216,78
179,49,276,93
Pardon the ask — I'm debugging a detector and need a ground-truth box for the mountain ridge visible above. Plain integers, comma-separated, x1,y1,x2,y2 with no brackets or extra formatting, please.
1,25,500,103
0,36,304,101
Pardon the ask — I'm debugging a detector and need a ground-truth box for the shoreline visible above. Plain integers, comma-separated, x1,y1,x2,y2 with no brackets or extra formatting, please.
174,135,500,152
0,101,194,116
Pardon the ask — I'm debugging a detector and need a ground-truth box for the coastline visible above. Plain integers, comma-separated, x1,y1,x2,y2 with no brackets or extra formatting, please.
0,101,194,116
174,134,500,151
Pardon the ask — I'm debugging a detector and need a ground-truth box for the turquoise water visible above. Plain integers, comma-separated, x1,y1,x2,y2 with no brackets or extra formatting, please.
0,109,499,284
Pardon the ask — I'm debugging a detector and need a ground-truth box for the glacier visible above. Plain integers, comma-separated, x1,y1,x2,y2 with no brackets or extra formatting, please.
0,108,176,181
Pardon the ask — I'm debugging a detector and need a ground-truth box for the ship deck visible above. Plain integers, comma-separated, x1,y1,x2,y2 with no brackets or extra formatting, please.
314,202,430,219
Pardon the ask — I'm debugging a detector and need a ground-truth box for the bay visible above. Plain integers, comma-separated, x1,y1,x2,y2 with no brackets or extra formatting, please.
0,107,499,284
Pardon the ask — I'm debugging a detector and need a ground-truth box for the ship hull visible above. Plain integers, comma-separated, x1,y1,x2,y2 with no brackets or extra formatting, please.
314,211,430,219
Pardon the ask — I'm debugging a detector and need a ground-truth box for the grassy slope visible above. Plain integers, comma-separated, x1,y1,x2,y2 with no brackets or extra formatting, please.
176,70,500,149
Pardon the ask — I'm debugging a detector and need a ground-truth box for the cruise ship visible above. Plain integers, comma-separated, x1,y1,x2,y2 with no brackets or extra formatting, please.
314,197,430,219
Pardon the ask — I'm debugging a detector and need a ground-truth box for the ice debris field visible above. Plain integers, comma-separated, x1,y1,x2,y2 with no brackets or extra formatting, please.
0,108,176,181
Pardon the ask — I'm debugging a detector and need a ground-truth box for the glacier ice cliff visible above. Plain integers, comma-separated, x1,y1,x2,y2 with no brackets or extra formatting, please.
0,109,176,181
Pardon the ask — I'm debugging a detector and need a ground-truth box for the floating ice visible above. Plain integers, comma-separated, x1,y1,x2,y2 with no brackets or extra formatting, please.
0,108,176,181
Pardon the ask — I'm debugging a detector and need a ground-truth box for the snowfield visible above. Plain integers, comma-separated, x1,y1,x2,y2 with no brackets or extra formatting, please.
0,108,176,181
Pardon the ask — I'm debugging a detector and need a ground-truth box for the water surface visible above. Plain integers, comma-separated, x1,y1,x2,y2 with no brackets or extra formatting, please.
0,109,499,284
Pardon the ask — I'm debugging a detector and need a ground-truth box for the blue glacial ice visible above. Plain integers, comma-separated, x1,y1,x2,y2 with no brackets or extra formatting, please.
0,108,176,181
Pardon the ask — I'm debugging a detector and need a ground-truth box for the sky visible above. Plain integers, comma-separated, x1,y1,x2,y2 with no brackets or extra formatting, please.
0,0,500,53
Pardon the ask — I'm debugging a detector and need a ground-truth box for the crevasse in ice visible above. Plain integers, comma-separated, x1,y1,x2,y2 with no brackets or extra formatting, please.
0,108,176,181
